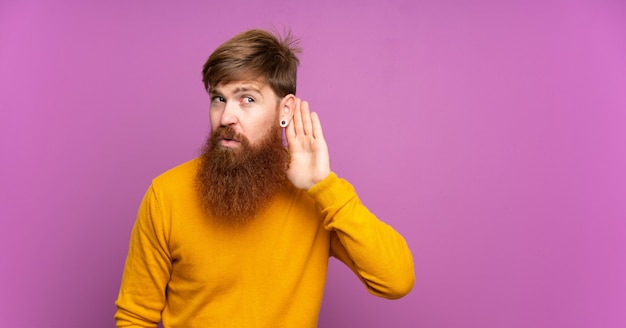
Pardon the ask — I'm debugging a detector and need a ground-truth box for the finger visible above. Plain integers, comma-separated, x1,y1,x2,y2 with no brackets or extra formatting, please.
311,112,325,141
301,101,313,137
293,98,304,136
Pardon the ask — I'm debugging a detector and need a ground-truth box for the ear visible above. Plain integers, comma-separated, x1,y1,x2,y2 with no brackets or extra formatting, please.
279,94,296,126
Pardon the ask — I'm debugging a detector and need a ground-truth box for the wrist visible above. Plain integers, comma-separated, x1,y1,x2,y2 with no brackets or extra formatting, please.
309,170,331,190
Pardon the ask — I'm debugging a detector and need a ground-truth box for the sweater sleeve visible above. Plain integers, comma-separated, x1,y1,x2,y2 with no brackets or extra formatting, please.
308,173,415,299
115,185,172,327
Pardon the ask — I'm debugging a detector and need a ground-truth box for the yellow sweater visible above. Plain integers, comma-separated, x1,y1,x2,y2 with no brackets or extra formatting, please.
115,159,414,327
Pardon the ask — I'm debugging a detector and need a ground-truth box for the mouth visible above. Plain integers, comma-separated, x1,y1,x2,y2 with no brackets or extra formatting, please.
219,136,240,147
213,126,244,148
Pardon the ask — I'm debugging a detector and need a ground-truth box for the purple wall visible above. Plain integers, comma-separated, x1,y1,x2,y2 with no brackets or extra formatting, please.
1,0,625,327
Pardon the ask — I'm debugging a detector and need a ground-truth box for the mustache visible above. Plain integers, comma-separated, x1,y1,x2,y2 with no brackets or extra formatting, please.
211,126,249,145
213,126,238,140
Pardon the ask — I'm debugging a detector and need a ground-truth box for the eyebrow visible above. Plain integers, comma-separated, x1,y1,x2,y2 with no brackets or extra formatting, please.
209,85,263,97
235,86,262,94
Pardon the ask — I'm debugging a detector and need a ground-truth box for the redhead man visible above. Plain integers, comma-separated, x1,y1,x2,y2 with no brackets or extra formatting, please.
115,29,414,328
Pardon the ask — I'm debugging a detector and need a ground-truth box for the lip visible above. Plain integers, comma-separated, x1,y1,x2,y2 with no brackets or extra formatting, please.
219,138,240,147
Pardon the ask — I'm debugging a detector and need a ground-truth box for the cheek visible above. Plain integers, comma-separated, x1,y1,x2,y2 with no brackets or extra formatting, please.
248,114,277,143
209,111,220,129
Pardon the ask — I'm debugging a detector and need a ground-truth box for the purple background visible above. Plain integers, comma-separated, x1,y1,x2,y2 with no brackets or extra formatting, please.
1,0,625,327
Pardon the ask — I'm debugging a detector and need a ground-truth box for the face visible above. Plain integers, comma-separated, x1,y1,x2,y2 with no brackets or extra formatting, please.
209,80,282,148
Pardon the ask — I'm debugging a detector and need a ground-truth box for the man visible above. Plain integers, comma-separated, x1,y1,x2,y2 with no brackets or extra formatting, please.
115,29,414,327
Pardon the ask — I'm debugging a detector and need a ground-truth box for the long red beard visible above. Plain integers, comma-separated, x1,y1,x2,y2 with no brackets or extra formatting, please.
195,124,289,225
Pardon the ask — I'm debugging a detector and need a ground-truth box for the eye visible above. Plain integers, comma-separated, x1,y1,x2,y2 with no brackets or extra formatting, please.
211,96,225,103
242,96,255,103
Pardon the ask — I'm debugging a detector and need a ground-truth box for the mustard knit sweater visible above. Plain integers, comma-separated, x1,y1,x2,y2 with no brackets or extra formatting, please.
115,159,414,327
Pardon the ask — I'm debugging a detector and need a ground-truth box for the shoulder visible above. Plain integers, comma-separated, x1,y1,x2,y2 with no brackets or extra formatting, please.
154,158,199,183
150,158,201,197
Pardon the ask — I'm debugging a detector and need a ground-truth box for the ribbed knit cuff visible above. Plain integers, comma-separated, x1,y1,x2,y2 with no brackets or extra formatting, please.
307,172,354,210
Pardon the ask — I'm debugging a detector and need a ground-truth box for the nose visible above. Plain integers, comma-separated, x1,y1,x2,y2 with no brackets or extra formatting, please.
219,101,238,126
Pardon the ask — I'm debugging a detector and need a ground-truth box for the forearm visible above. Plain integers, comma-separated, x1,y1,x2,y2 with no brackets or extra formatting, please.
308,173,415,299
